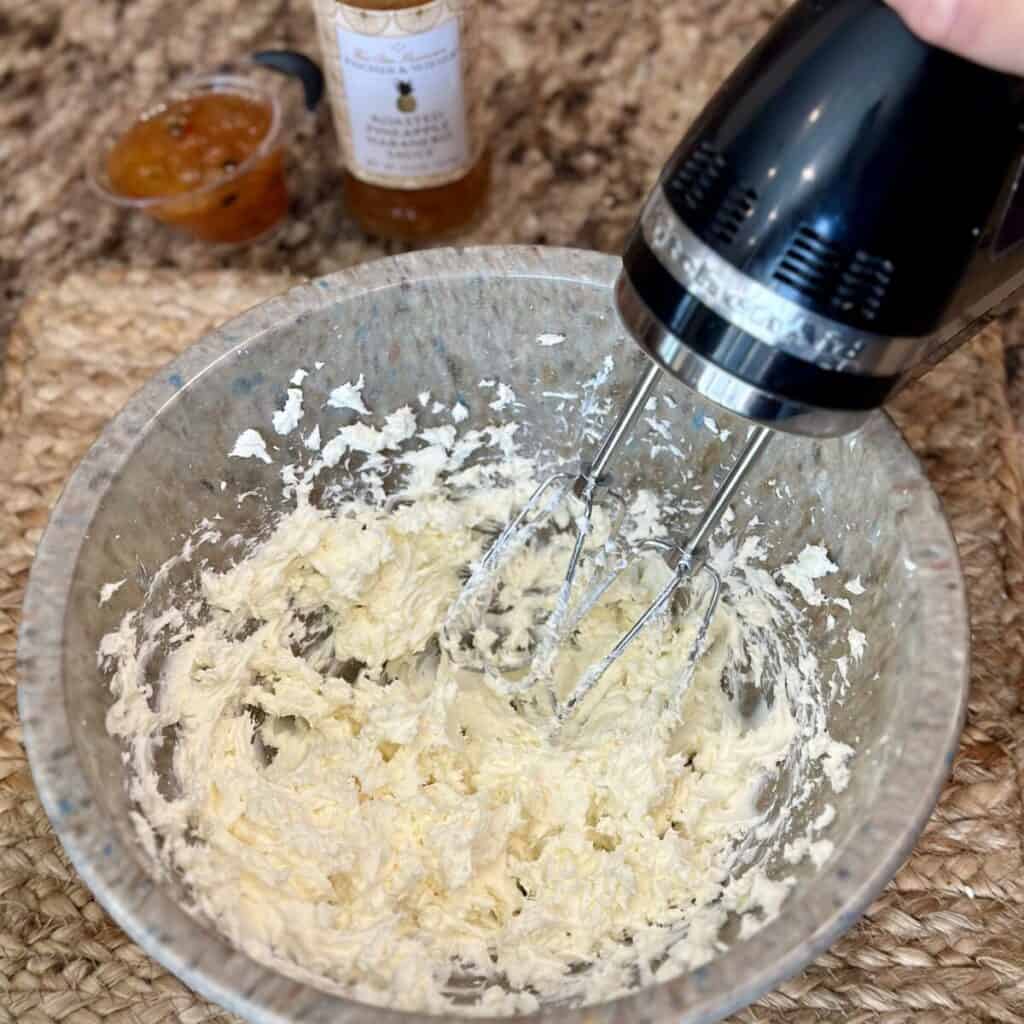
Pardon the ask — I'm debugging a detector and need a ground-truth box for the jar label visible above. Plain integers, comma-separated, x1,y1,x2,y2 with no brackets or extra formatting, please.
314,0,480,189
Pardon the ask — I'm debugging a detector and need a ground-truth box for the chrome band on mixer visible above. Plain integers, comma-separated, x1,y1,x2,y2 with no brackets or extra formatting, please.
640,188,928,378
613,273,874,438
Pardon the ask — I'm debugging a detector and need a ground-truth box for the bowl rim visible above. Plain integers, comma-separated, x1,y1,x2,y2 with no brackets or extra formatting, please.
16,245,969,1024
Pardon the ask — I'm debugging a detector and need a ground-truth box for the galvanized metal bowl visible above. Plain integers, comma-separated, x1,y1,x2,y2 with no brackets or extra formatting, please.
17,247,967,1024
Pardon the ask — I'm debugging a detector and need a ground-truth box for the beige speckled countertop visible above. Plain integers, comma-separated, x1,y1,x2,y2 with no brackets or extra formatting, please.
0,0,792,342
6,5,1024,1023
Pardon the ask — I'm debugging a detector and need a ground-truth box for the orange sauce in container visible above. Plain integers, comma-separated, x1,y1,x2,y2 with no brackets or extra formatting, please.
105,92,288,244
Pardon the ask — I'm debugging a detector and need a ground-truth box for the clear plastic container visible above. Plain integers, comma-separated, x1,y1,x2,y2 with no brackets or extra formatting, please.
88,54,322,245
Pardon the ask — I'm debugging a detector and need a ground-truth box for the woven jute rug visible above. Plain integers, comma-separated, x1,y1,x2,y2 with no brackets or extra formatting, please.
2,268,1023,1023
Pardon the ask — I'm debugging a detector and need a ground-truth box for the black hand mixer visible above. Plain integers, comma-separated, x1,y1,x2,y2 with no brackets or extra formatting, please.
444,0,1024,721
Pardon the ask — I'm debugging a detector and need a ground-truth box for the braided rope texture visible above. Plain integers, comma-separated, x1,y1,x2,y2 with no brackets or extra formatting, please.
1,269,1023,1023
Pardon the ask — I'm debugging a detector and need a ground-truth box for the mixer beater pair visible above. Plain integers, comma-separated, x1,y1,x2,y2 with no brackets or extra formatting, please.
441,361,773,724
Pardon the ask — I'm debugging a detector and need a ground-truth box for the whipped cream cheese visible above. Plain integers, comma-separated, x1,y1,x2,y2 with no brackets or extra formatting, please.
100,362,856,1015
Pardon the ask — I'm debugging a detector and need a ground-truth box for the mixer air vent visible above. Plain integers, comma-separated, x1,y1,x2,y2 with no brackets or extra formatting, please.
669,140,727,212
666,140,758,246
773,225,894,325
834,251,895,322
708,184,758,246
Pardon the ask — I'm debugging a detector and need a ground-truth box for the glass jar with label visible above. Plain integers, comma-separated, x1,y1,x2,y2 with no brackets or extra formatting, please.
312,0,490,240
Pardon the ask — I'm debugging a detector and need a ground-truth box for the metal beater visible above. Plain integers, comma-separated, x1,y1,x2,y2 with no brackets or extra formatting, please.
442,361,771,721
449,0,1024,720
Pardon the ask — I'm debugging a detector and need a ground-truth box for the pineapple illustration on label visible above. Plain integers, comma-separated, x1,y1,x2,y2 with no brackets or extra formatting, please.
396,81,417,113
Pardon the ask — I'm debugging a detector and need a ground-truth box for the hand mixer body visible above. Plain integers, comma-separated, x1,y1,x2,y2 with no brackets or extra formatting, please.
617,0,1024,437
